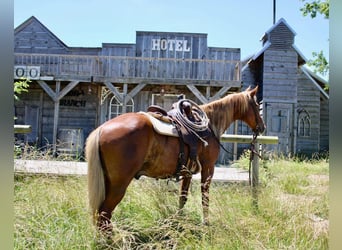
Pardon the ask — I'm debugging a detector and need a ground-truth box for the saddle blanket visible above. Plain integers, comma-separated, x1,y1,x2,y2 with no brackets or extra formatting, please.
139,111,178,137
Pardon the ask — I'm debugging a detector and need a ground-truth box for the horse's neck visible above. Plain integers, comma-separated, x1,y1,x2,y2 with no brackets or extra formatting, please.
201,95,237,138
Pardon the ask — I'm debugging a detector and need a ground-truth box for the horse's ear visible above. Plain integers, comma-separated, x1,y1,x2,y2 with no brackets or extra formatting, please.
249,85,259,97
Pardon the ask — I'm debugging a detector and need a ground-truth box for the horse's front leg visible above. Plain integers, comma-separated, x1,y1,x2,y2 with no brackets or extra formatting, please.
201,173,213,225
179,176,192,211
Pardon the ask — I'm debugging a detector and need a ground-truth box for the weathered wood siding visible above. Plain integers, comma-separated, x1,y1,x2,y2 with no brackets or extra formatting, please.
135,31,207,79
296,70,320,154
58,84,98,137
264,22,295,49
320,97,329,152
14,88,43,143
15,83,99,147
262,49,298,102
15,16,68,54
99,43,136,78
208,47,240,81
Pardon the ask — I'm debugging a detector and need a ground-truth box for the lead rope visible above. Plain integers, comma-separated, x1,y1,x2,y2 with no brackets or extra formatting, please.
248,133,262,186
174,99,209,146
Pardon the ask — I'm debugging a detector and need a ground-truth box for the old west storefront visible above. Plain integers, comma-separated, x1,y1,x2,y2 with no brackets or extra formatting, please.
14,16,329,161
14,16,241,160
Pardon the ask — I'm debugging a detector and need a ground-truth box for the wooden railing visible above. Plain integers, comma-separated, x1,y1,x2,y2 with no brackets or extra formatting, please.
14,53,241,82
220,134,279,208
14,125,32,134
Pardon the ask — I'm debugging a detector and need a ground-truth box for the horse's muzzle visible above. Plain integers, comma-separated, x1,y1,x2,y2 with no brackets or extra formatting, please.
254,123,266,135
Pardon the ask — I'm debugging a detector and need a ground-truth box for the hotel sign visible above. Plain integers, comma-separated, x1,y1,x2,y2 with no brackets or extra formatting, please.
151,38,191,52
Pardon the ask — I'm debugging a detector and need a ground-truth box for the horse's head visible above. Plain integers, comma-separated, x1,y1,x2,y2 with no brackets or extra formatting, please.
242,86,265,135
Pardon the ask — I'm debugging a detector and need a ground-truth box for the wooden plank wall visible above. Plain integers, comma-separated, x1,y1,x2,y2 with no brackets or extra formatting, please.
99,43,136,78
15,83,99,147
320,97,329,152
296,70,320,154
262,49,298,102
267,22,294,49
208,47,240,81
15,18,68,54
135,31,208,79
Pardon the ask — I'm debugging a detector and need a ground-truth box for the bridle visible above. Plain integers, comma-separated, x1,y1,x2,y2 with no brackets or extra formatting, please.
248,97,264,185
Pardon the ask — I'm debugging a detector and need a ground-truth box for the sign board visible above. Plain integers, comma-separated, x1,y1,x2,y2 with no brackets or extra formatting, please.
14,66,41,80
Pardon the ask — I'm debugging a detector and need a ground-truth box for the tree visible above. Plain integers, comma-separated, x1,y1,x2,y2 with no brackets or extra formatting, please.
300,0,329,18
300,0,329,83
14,79,30,120
14,78,30,101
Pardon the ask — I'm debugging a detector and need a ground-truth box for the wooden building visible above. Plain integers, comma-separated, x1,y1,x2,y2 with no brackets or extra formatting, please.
14,16,241,158
14,16,328,161
240,18,329,157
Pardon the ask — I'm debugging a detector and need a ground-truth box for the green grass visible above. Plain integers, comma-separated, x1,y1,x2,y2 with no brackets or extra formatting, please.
14,156,329,249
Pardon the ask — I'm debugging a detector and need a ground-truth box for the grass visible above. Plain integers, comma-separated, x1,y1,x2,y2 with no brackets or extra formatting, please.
14,155,329,249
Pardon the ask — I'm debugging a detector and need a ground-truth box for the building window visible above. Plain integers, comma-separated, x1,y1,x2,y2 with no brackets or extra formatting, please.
108,95,134,119
297,109,311,137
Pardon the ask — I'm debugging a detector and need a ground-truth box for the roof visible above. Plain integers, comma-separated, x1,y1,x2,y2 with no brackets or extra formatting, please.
260,18,296,43
301,66,329,99
15,16,69,50
247,18,306,64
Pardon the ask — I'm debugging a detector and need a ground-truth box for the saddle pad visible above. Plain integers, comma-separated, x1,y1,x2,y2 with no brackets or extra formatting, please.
139,111,179,137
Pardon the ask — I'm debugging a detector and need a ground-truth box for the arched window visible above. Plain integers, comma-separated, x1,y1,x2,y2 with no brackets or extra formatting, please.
297,109,311,137
108,95,134,119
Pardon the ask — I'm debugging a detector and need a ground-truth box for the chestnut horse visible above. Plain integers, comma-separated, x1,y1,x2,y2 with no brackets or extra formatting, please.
86,86,265,231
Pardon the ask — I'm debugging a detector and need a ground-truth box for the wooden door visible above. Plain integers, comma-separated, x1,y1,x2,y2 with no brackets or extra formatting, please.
265,102,294,154
24,105,40,144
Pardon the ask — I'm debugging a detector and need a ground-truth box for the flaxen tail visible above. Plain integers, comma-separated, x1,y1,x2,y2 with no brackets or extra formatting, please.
85,127,105,225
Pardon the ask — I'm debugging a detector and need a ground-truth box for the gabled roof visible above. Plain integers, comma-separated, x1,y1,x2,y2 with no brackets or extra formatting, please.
301,66,329,99
15,16,68,50
260,18,296,43
249,18,306,64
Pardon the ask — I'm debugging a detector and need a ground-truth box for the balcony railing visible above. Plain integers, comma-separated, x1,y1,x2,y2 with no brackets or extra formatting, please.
14,53,241,82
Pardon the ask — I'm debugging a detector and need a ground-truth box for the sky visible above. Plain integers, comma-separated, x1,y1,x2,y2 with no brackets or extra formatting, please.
14,0,329,63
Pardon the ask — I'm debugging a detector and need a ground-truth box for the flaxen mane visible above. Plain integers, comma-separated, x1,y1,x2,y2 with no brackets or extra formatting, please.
200,90,250,138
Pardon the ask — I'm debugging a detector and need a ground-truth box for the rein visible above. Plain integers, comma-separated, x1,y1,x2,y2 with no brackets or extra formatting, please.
210,126,262,186
248,132,263,185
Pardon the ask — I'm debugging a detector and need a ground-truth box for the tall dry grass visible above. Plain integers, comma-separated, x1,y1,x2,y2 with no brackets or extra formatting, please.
14,155,328,249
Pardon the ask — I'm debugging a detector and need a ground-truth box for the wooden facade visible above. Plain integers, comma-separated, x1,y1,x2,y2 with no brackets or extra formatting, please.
14,16,329,161
240,18,329,157
14,16,241,160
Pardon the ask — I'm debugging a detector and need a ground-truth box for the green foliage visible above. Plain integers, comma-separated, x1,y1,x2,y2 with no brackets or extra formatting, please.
300,0,329,19
14,157,328,249
14,78,30,101
307,50,329,80
300,0,329,87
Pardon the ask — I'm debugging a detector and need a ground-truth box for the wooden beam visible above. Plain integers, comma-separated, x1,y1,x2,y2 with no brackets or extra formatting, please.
103,81,123,103
57,81,80,100
14,125,32,134
186,84,208,104
93,76,241,88
122,84,128,113
209,86,232,102
252,142,260,209
37,80,56,101
125,83,147,104
220,134,278,144
52,81,60,155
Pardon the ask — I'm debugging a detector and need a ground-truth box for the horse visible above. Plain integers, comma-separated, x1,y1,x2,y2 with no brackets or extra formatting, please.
85,86,265,231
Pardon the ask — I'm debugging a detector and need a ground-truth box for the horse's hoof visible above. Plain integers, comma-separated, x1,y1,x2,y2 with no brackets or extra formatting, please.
202,220,210,226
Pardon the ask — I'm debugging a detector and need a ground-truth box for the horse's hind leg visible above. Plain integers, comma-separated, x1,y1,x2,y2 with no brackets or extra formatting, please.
97,183,129,233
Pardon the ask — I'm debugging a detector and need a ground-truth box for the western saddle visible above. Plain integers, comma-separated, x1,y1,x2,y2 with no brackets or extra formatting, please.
147,99,211,180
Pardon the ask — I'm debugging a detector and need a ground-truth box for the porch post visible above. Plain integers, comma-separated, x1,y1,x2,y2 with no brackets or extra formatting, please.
122,83,128,113
52,81,60,155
